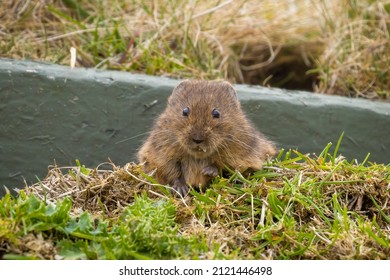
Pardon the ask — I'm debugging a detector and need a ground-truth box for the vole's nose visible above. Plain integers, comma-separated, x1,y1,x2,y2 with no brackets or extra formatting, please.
191,131,204,144
190,128,206,144
192,137,204,144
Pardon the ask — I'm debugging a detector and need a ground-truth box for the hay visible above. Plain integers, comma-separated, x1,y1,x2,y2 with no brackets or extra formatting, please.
25,162,166,218
19,153,390,259
315,0,390,100
2,0,388,98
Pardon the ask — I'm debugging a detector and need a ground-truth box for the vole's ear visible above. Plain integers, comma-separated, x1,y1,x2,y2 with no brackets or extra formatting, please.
168,79,190,105
173,79,190,92
221,81,238,100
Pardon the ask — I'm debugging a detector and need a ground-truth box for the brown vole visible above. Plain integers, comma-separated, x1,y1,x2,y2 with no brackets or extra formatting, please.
137,80,276,196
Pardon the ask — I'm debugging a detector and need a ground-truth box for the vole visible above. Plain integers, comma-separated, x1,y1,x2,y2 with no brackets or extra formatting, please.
137,80,276,196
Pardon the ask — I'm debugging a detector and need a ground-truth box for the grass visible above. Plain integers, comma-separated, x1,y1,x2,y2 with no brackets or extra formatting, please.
1,141,389,260
313,0,390,99
0,0,389,260
0,0,389,99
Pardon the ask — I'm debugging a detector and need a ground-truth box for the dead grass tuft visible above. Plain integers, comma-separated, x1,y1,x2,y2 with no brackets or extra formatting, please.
25,162,166,218
315,0,390,99
22,153,390,259
2,0,388,99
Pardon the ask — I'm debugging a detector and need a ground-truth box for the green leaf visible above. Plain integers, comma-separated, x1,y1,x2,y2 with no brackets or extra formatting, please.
332,132,344,163
267,191,284,219
58,240,89,260
384,3,390,15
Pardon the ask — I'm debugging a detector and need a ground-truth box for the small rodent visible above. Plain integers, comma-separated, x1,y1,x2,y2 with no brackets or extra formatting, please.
137,80,276,196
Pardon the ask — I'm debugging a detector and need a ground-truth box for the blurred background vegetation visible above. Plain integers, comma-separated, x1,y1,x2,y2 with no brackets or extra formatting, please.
0,0,389,100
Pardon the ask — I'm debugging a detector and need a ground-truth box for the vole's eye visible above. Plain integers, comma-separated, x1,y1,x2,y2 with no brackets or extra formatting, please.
182,107,190,117
212,108,220,118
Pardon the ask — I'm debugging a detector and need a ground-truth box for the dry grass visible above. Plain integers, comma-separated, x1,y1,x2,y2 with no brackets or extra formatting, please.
17,148,389,260
25,162,161,218
314,0,390,99
1,0,389,99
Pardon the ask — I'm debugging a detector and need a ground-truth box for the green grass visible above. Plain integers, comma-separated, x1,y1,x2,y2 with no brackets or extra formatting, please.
0,193,209,260
1,142,389,260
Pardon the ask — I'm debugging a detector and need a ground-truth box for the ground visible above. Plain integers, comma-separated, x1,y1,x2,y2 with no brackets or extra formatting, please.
1,142,389,259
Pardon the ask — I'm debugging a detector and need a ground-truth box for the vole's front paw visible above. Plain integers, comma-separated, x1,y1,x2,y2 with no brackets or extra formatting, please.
172,179,189,197
202,165,219,177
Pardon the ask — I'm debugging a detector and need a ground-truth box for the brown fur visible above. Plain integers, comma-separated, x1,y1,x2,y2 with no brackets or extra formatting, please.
137,80,276,196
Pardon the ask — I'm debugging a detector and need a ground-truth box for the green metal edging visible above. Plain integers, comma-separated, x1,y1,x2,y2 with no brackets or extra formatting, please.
1,58,389,193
